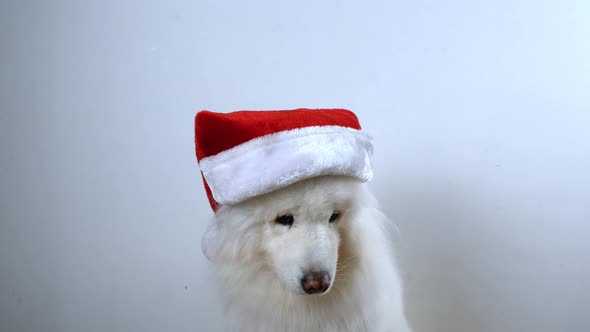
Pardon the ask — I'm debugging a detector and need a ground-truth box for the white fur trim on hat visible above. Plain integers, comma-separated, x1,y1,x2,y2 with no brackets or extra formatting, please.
198,125,374,206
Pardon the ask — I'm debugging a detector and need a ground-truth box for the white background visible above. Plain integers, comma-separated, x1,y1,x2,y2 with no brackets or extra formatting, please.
2,1,589,331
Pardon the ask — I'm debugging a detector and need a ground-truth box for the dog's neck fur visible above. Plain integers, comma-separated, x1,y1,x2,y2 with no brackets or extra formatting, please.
212,206,411,332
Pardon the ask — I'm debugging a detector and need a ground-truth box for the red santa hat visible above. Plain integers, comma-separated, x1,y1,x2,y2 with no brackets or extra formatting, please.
194,108,374,211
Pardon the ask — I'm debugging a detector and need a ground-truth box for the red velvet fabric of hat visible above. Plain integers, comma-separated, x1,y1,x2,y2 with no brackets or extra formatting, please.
194,108,374,212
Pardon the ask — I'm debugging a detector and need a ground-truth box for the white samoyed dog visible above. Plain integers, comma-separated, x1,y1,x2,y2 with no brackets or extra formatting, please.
201,175,412,332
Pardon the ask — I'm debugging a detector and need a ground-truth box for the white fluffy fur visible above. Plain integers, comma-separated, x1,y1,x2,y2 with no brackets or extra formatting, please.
202,175,412,332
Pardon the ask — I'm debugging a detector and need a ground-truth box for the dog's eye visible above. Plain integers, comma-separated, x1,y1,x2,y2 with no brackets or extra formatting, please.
275,214,294,226
329,212,340,223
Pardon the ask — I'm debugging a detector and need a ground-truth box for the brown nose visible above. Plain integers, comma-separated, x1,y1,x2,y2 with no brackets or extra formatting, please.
301,271,331,294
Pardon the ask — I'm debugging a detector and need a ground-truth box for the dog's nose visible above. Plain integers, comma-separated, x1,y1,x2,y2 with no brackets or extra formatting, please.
301,271,331,294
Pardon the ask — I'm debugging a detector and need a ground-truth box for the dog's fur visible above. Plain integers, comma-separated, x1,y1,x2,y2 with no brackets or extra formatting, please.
202,175,412,332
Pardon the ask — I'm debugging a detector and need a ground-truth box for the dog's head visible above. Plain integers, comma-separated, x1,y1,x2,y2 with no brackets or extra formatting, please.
201,175,363,295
